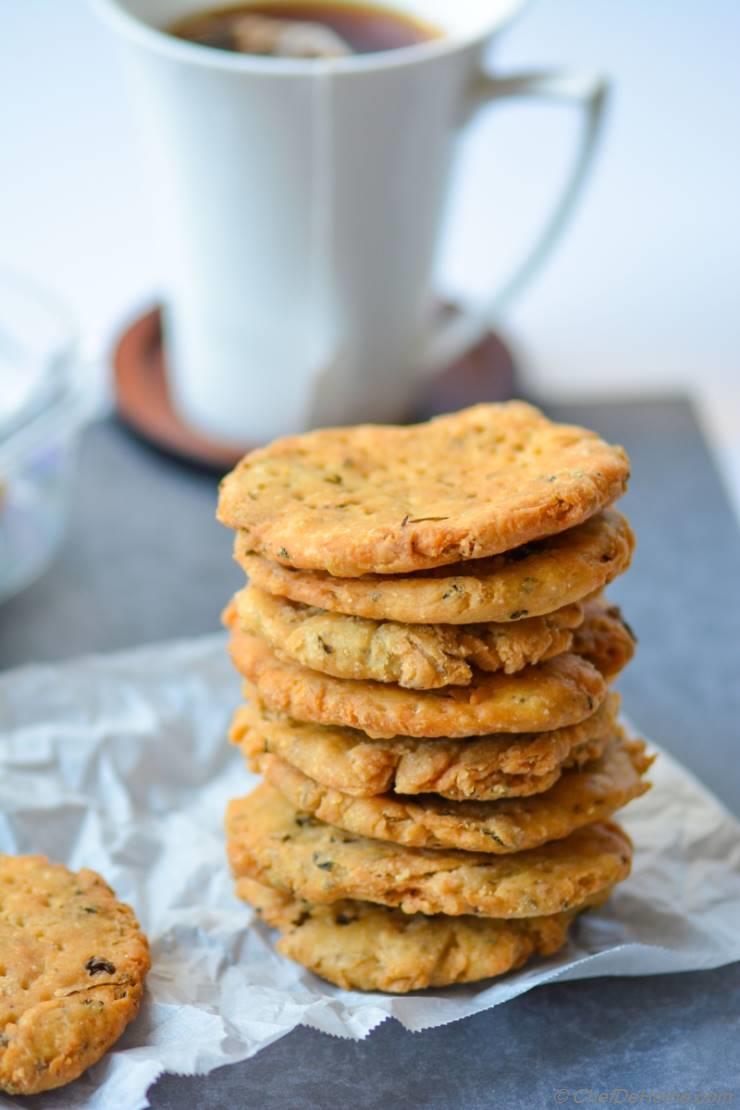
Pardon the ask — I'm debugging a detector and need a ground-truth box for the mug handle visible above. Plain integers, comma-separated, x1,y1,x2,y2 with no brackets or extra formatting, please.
418,69,609,375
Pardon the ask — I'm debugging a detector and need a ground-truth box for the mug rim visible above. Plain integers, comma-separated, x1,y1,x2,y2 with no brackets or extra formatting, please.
91,0,531,76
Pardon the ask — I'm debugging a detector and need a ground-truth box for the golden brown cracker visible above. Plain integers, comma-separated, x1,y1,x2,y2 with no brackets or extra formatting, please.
573,597,636,681
233,584,583,687
226,783,633,918
219,402,629,575
0,855,150,1096
256,734,651,853
237,877,595,993
227,628,607,738
231,691,620,801
235,509,634,625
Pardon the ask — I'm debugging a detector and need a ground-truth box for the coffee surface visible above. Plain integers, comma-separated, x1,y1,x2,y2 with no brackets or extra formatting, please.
170,2,441,57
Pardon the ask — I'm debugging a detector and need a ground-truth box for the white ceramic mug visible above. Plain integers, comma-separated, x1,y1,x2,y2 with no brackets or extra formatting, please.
93,0,607,443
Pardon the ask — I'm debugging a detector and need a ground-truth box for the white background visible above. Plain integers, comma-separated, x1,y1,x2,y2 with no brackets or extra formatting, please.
1,0,739,498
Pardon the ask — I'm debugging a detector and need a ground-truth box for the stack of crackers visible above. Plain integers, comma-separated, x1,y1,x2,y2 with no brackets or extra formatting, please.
218,402,652,993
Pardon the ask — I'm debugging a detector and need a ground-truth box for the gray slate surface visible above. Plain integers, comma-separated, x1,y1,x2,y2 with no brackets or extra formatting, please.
1,397,739,1107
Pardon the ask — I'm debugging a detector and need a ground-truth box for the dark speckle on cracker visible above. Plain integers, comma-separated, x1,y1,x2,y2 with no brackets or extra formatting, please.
85,956,117,976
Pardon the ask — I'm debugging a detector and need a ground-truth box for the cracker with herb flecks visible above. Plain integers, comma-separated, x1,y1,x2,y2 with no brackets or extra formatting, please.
233,584,584,688
254,731,651,855
237,876,610,993
218,402,630,576
572,598,637,681
0,856,149,1097
234,509,634,626
225,623,608,739
227,783,632,918
231,691,620,801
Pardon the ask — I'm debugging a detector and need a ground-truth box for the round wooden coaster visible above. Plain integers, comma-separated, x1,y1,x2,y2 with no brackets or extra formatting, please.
112,306,518,470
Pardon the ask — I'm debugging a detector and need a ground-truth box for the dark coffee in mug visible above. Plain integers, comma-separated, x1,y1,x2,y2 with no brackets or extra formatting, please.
170,2,442,57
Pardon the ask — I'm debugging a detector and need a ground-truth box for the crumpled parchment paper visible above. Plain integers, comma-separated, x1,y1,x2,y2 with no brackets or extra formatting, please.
1,634,739,1110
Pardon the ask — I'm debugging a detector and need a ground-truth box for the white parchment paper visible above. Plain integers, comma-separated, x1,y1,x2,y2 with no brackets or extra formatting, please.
1,634,739,1110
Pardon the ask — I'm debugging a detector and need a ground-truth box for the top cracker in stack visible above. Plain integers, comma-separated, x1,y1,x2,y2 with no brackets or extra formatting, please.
218,401,650,994
218,400,629,576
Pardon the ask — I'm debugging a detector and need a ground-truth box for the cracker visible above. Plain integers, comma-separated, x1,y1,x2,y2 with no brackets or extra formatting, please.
231,690,620,800
233,584,584,688
235,509,634,625
255,733,651,853
0,855,150,1096
572,597,636,680
226,783,633,917
227,628,607,738
236,877,600,992
218,402,630,575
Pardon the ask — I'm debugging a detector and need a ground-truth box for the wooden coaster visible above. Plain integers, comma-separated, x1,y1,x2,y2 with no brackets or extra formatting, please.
112,306,518,470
